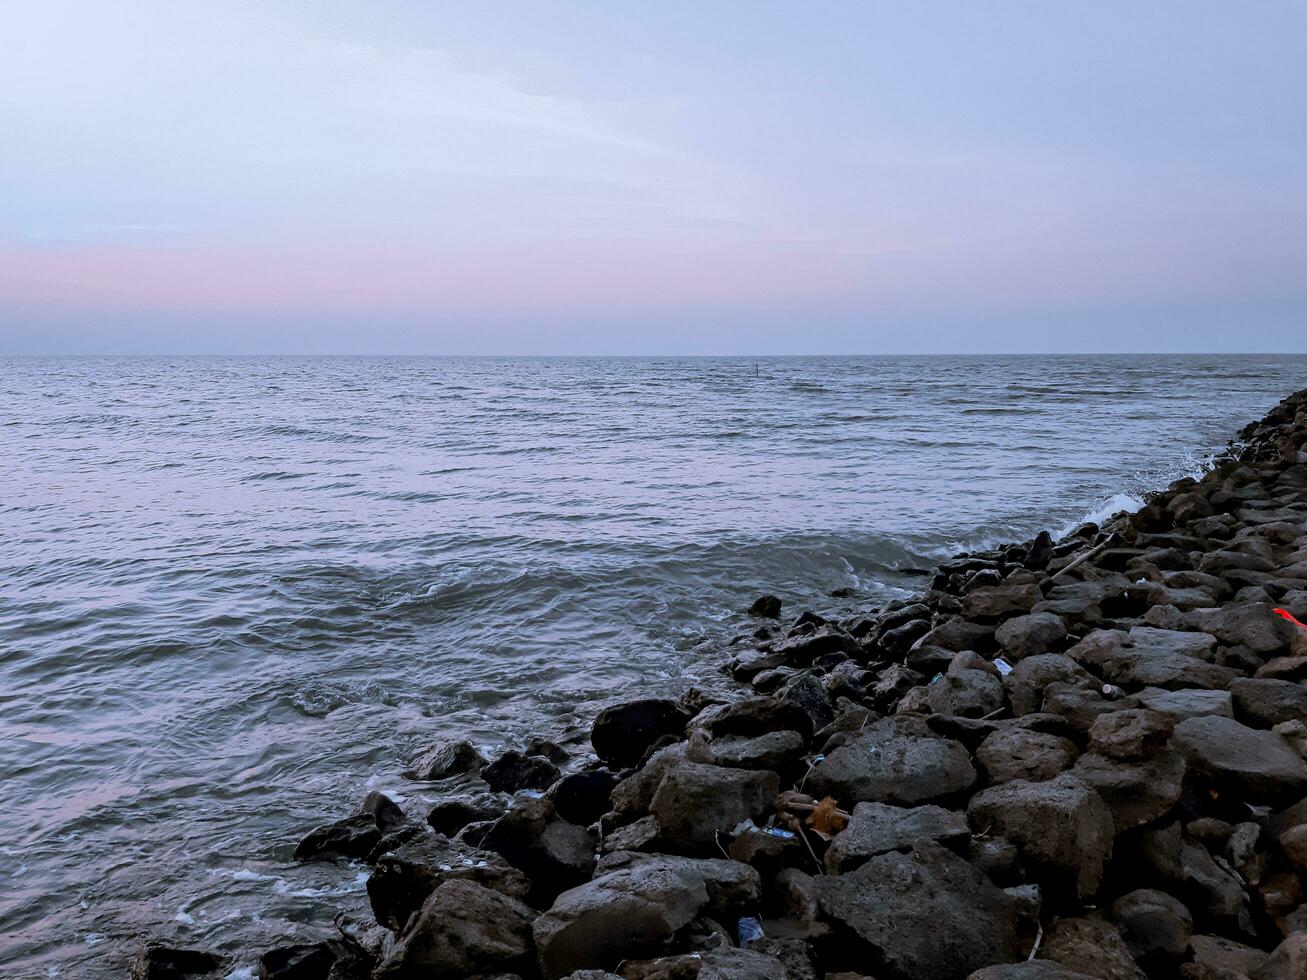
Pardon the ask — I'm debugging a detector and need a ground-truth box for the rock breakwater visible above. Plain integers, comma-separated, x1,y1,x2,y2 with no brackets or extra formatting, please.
138,389,1307,980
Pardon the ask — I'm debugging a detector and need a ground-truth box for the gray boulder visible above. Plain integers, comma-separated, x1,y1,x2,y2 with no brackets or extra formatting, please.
1109,888,1193,974
823,801,969,873
1171,715,1307,804
1071,750,1185,833
404,739,487,781
807,722,976,806
649,763,778,852
1230,678,1307,729
926,668,1007,718
995,612,1068,662
967,773,1115,901
975,728,1078,785
1004,655,1097,717
817,839,1019,980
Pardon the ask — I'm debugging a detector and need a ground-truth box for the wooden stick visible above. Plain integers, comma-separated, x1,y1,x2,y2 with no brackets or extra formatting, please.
1051,532,1116,580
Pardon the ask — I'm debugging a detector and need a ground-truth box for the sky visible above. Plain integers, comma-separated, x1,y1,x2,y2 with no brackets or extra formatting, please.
2,1,1305,354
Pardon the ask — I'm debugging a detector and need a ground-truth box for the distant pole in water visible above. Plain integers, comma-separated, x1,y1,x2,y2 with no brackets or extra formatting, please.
754,361,760,377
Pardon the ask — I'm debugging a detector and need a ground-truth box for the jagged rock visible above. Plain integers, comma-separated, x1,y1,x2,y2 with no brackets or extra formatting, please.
967,773,1115,901
1071,749,1186,832
1087,709,1175,760
807,720,976,806
926,668,1006,718
592,699,692,768
481,751,562,793
367,833,530,932
1230,678,1307,729
749,595,782,618
649,763,778,852
1188,934,1268,977
823,801,968,873
968,964,1097,979
258,940,366,980
995,612,1068,662
532,855,759,978
778,673,835,733
373,879,534,979
913,616,997,653
1171,715,1307,804
1189,602,1296,654
1252,934,1307,980
746,938,818,980
131,944,223,980
962,584,1044,621
1109,888,1193,974
546,769,618,826
620,946,791,978
686,730,805,772
1005,655,1098,717
816,839,1019,980
427,793,503,836
403,739,487,780
975,728,1078,785
1038,916,1146,980
611,742,690,816
1099,650,1236,692
872,664,926,711
479,797,597,901
294,792,407,862
703,696,816,742
1133,687,1233,721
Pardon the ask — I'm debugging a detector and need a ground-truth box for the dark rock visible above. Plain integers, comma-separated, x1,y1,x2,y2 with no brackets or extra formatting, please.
1252,934,1307,980
294,792,407,862
480,797,597,901
1026,530,1055,570
618,946,790,978
1230,678,1307,729
427,793,503,836
703,696,815,742
1109,888,1193,974
611,742,690,817
1188,602,1297,654
649,763,778,853
967,773,1115,901
749,595,782,618
403,739,487,780
527,737,571,764
1099,649,1236,692
995,612,1068,662
592,699,692,768
1005,654,1098,717
968,964,1097,979
549,770,619,825
1171,715,1307,804
532,855,759,978
807,720,976,807
258,942,351,980
1037,916,1146,980
823,801,969,873
481,751,562,793
975,728,1078,785
1087,709,1175,759
925,668,1006,718
880,617,933,656
962,583,1044,621
1188,934,1268,977
816,839,1019,980
686,730,804,773
770,626,860,663
778,673,835,733
367,833,530,933
601,814,660,854
373,879,535,979
131,944,223,980
1134,687,1233,721
913,616,997,653
1071,749,1185,833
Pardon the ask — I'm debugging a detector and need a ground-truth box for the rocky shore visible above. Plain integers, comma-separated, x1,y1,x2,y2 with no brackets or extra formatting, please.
138,389,1307,980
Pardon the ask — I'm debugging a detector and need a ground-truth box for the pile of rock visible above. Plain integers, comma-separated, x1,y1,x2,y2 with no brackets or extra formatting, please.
141,388,1307,980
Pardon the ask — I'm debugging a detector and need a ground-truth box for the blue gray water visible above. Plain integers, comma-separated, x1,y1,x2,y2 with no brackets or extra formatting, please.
2,354,1305,976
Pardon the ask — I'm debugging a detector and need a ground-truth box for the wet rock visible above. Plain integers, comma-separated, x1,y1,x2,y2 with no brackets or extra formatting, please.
1038,916,1146,980
1087,709,1175,760
967,773,1115,901
367,833,530,933
427,793,503,836
926,668,1006,718
528,737,572,764
649,763,779,852
592,699,692,768
373,879,534,979
872,664,926,711
807,720,976,806
686,730,805,773
131,944,223,980
995,612,1068,662
770,625,860,663
532,855,758,978
549,770,619,825
913,616,997,653
1171,715,1307,804
611,742,690,817
294,792,407,862
975,728,1078,785
1071,749,1185,832
823,801,969,873
1230,678,1307,729
601,814,660,854
749,595,782,618
258,941,362,980
403,739,487,780
880,617,933,656
778,673,835,733
480,797,597,901
704,696,816,742
481,751,562,793
1109,888,1192,974
816,839,1019,980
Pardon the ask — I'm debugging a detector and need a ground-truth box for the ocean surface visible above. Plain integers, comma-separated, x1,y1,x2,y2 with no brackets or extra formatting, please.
2,353,1304,976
